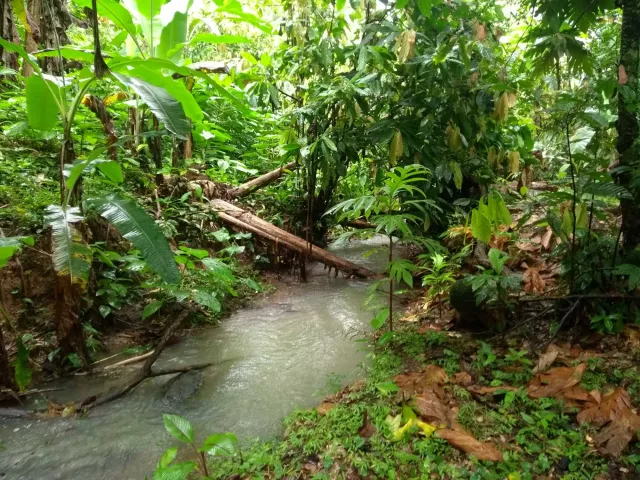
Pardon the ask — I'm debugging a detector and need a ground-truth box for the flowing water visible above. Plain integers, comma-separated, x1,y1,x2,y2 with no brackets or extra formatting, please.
0,237,393,480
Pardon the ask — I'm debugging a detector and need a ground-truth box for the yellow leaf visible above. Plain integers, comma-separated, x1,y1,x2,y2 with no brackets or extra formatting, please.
487,146,497,167
104,91,129,106
395,30,417,62
446,124,461,152
508,151,520,174
414,419,438,437
494,93,509,122
389,130,403,165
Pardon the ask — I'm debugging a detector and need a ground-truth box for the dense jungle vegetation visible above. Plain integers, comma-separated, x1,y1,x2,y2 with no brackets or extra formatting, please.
2,0,640,477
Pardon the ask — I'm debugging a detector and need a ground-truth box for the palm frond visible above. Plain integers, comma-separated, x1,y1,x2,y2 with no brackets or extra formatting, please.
87,194,180,284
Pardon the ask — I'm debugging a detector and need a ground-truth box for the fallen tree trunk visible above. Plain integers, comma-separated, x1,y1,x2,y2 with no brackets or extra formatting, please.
344,219,376,230
209,199,378,279
227,161,297,198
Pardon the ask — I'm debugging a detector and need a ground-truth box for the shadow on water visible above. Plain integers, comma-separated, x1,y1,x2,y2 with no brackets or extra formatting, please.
0,236,395,479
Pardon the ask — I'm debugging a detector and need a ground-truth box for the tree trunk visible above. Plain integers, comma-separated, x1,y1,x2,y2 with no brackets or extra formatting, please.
209,199,378,278
150,115,164,186
0,324,15,390
23,0,73,76
616,0,640,251
227,161,298,198
0,0,19,69
54,275,89,366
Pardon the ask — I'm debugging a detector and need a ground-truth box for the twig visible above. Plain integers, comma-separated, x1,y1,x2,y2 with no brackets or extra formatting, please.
541,300,581,352
489,305,554,340
1,387,63,397
99,351,152,370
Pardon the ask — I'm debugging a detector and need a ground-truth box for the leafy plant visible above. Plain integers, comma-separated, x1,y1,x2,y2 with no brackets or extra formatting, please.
154,414,240,479
326,165,434,331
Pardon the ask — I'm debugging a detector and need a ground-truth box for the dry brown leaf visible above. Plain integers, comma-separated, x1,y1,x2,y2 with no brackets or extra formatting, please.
436,428,503,461
527,363,586,399
523,267,545,293
394,365,448,396
453,372,473,386
467,385,519,395
413,390,449,425
594,419,634,458
577,388,633,427
560,385,592,402
316,402,335,415
358,411,377,439
623,325,640,349
515,240,540,253
532,350,558,374
541,227,554,250
473,22,487,41
619,64,628,85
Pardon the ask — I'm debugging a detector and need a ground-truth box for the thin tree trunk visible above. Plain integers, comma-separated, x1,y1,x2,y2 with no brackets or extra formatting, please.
150,115,164,186
0,323,15,390
616,0,640,251
0,0,19,69
54,275,89,366
82,95,118,160
388,235,393,332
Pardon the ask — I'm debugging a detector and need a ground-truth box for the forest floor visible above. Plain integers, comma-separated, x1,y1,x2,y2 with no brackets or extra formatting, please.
204,296,640,479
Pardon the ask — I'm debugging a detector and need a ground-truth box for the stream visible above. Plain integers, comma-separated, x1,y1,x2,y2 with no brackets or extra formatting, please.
0,236,393,480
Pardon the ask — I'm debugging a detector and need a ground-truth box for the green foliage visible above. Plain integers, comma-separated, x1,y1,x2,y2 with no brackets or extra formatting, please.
13,335,32,391
0,236,33,268
467,249,522,314
86,194,180,284
156,414,240,479
470,192,512,244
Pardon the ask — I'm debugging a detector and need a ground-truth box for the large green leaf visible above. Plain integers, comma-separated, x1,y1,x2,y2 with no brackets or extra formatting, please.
86,193,180,284
44,205,92,285
122,0,164,49
156,10,188,61
199,433,238,456
75,0,139,48
0,236,33,268
112,72,191,138
0,38,40,72
119,65,202,123
471,208,491,244
26,74,60,131
189,33,251,45
108,57,253,117
163,414,194,443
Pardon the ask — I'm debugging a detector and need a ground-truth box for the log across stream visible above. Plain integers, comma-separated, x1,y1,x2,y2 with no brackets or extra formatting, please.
0,236,400,480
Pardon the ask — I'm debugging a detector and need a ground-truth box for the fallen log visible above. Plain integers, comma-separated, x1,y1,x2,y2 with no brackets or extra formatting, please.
227,161,297,198
344,219,376,230
209,199,378,278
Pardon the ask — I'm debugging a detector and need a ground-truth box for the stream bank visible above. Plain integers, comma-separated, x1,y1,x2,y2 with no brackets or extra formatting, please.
0,236,393,480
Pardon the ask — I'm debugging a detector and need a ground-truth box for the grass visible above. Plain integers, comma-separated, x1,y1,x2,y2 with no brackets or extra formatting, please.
181,327,638,479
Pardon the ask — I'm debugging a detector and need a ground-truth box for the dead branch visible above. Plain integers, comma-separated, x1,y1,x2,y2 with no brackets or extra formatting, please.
227,161,297,198
80,309,211,409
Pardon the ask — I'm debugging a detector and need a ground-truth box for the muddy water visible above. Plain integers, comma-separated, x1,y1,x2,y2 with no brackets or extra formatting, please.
0,237,392,480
